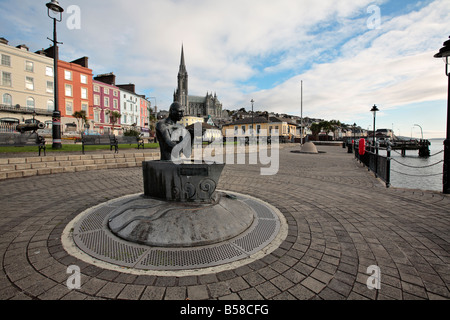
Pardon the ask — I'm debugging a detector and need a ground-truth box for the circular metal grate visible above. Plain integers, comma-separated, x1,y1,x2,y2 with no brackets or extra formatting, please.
65,191,286,272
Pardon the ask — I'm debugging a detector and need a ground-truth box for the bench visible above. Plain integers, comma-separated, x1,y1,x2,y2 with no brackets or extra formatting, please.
0,132,46,156
116,135,145,150
81,134,118,154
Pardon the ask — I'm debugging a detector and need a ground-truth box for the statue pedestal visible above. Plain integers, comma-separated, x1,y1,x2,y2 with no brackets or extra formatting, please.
142,160,225,203
107,160,256,247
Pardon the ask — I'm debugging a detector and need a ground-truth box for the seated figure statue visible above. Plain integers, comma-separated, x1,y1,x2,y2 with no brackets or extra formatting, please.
156,102,191,161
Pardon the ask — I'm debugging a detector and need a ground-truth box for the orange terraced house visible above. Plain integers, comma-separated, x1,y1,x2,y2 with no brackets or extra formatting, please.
58,56,93,133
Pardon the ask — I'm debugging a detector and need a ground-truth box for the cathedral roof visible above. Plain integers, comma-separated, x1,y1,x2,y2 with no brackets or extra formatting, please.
189,95,207,103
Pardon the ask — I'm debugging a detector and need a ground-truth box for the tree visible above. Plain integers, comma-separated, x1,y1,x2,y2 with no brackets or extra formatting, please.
72,110,88,134
310,122,322,140
107,110,121,135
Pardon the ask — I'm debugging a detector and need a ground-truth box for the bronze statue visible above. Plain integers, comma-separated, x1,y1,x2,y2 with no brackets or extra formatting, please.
156,102,190,161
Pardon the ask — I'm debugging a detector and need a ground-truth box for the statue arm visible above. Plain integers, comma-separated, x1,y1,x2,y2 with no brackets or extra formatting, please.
156,122,178,148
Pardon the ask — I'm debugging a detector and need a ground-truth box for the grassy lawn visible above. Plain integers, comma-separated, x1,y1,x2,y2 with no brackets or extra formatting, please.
0,143,159,154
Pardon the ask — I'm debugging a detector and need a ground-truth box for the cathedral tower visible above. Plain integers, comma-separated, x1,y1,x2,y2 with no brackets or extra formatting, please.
174,45,189,112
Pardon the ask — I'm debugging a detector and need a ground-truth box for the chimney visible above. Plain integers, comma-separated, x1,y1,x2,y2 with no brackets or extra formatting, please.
117,83,136,93
94,72,116,86
16,44,29,51
42,46,55,58
0,37,8,45
71,56,89,68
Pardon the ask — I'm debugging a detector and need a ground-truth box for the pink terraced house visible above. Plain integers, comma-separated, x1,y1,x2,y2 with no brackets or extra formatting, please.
92,73,120,134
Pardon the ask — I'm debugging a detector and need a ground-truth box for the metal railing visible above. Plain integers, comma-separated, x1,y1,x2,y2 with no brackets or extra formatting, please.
0,104,53,116
354,142,391,188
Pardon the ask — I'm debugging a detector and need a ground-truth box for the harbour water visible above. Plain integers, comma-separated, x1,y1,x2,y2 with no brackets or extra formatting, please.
387,138,445,192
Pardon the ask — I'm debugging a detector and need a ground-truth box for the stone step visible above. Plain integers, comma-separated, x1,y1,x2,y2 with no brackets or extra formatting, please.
0,151,160,180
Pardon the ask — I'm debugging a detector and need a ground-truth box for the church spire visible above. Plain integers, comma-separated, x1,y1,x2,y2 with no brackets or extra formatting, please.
179,44,187,74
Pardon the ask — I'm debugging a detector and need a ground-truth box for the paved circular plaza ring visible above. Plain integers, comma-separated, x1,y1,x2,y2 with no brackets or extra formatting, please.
62,191,288,276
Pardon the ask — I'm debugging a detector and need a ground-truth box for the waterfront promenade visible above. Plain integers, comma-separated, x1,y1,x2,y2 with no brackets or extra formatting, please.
0,144,449,301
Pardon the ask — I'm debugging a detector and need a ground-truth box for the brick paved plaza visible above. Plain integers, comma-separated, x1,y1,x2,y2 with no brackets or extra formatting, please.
0,145,449,302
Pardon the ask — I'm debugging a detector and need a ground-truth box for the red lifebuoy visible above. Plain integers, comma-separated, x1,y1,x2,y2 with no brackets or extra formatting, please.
359,138,366,155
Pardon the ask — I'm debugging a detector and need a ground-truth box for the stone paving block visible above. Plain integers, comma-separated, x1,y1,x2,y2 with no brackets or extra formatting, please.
237,287,264,300
6,171,23,179
208,282,231,298
164,286,186,300
0,164,16,172
15,163,31,170
187,285,209,300
301,277,327,294
141,286,165,300
22,169,38,177
37,168,52,176
97,282,126,299
117,284,145,300
8,158,26,164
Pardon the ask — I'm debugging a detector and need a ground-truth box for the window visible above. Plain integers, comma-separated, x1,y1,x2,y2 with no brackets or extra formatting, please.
47,100,54,112
94,85,99,92
26,97,35,110
113,99,118,109
46,81,54,93
25,76,34,90
81,103,88,113
113,90,118,97
64,70,72,80
104,96,109,107
94,94,100,106
1,72,11,87
81,87,88,99
104,87,109,95
123,102,126,110
241,125,246,134
123,114,127,123
80,74,87,84
25,61,34,72
1,54,10,67
94,110,100,122
2,93,12,106
65,100,73,114
65,84,72,97
257,124,261,134
46,66,53,77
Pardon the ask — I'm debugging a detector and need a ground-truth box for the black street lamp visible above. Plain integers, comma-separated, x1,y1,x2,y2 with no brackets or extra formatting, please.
251,99,254,137
370,105,379,148
46,0,64,149
434,35,450,194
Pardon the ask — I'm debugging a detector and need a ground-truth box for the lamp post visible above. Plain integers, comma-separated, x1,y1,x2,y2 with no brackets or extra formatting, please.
46,0,64,149
434,35,450,194
414,124,423,140
370,105,379,149
300,80,303,145
251,99,254,138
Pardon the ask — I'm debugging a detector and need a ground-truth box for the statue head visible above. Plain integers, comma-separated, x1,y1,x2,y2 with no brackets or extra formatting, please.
169,102,184,123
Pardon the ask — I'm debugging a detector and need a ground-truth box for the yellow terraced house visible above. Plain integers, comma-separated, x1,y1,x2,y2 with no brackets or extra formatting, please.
0,38,55,128
222,116,299,142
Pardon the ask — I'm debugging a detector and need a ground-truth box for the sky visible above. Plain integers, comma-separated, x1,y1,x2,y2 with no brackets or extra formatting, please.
1,0,449,139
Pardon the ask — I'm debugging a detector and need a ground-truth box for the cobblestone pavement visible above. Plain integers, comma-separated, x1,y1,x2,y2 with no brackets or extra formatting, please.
0,145,449,301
